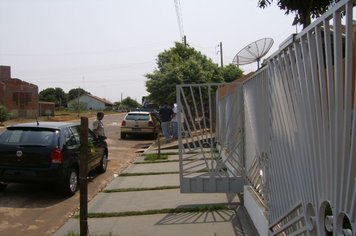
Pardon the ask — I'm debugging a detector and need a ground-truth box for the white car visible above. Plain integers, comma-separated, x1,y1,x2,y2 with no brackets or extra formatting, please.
120,111,160,139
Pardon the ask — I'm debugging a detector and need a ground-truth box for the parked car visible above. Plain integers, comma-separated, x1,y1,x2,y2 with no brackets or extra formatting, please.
0,122,108,196
121,111,160,139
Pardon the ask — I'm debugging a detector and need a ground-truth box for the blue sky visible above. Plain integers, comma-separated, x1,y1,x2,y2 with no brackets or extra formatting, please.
0,0,299,102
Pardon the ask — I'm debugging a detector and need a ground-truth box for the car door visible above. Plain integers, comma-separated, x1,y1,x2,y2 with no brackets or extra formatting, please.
62,127,80,168
87,130,105,170
69,126,97,172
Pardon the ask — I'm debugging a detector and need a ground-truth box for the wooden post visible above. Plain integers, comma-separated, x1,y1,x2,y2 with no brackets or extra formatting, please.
80,117,88,236
157,131,161,159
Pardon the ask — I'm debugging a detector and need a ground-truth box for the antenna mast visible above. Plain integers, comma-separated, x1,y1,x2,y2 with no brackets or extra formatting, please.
174,0,185,43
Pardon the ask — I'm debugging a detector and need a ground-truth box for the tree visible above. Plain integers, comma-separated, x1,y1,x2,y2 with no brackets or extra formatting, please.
39,87,67,107
145,42,224,105
121,97,141,110
67,88,90,101
0,106,9,125
258,0,337,28
221,64,244,83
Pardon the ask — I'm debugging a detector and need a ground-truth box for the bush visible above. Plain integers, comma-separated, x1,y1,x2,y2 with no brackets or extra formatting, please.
0,106,9,125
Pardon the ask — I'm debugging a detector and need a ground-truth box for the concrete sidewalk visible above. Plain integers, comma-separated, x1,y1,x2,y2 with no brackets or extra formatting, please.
54,148,258,236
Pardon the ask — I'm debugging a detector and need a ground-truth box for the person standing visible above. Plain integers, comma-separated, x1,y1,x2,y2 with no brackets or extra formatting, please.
93,111,106,138
159,103,173,143
171,103,178,140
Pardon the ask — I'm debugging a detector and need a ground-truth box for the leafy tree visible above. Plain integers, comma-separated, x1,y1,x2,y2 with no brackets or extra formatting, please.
221,64,244,83
258,0,338,28
121,97,141,110
39,87,67,107
39,88,56,103
67,88,90,101
0,106,10,125
145,42,224,105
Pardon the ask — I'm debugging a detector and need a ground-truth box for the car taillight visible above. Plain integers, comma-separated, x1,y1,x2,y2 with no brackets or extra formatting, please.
51,148,63,164
121,120,126,126
148,121,154,127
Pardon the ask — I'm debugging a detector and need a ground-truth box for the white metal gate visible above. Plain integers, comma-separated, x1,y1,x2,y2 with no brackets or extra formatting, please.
213,0,355,234
177,84,245,193
177,1,355,234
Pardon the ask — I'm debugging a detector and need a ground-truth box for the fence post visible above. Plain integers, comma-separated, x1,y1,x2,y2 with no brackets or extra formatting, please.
80,117,88,236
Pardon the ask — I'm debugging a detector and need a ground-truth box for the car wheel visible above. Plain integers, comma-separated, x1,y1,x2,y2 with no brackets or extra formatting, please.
97,153,108,173
62,168,78,196
121,132,126,139
0,182,7,191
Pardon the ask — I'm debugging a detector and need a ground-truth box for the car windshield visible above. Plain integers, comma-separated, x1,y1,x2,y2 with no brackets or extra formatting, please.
126,114,149,121
0,129,55,146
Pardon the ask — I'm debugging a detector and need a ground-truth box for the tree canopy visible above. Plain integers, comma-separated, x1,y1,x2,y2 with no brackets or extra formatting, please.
145,42,225,105
258,0,337,28
120,97,141,110
67,88,91,101
221,64,244,83
39,87,67,107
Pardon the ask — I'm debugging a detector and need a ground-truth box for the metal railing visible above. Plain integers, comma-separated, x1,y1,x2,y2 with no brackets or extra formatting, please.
215,0,356,234
177,0,355,234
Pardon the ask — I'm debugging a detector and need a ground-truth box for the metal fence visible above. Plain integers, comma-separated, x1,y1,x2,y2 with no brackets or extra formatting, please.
178,0,355,234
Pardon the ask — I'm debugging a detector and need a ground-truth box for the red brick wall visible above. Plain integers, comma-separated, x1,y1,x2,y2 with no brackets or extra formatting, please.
0,66,11,81
0,66,39,118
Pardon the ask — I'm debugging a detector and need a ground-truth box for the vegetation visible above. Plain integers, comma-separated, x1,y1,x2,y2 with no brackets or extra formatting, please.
39,87,67,107
0,106,10,125
103,186,179,193
221,64,244,83
67,88,91,101
115,97,142,110
257,0,338,28
143,153,169,161
146,42,243,105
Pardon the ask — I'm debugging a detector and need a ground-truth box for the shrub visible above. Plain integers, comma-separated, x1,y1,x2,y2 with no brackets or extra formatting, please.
0,106,9,125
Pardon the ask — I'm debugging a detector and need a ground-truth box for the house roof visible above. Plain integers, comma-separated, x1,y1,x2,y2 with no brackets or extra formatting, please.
68,94,113,105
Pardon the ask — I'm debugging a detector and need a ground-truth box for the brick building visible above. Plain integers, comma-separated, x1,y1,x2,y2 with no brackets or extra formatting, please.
0,65,38,118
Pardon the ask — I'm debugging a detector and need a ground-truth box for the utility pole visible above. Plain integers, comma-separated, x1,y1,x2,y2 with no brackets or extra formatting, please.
219,42,223,68
183,35,187,47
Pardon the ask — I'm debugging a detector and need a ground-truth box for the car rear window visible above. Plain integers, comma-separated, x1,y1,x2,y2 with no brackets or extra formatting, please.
125,114,150,121
0,129,56,146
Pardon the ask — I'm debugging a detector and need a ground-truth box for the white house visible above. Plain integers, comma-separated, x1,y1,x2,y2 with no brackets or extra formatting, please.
67,94,113,110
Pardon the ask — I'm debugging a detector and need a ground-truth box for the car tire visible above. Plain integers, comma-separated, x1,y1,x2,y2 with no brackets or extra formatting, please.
62,168,78,196
96,153,108,173
0,182,7,191
121,132,126,139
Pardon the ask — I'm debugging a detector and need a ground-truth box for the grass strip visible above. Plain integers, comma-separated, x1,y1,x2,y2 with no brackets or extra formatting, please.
73,205,230,219
103,186,180,193
143,152,179,156
119,171,179,176
143,153,169,161
134,160,179,164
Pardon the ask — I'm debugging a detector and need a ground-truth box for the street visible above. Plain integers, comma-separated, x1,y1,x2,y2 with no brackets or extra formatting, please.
0,113,154,236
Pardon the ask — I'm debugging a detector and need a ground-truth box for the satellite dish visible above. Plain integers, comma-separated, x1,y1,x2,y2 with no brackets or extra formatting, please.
233,38,274,69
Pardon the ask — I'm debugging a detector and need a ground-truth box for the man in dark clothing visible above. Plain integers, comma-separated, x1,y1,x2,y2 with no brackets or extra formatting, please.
159,103,173,143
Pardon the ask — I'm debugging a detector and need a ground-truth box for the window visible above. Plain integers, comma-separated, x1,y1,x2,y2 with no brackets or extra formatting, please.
126,114,149,121
0,129,54,146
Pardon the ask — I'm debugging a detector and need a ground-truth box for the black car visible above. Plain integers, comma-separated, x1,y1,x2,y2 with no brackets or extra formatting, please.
0,122,108,196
